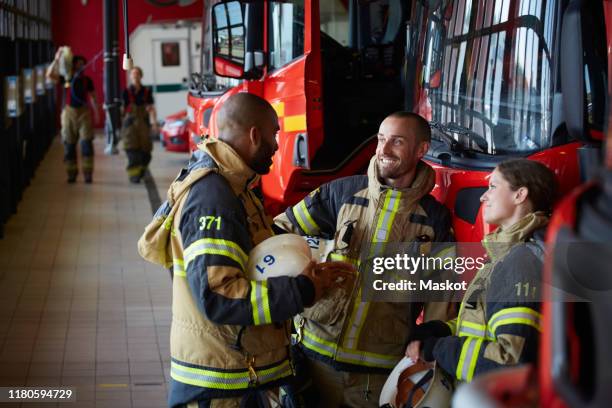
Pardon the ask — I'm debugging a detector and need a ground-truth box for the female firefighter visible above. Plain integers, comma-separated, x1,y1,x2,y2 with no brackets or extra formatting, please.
121,66,157,183
405,158,556,383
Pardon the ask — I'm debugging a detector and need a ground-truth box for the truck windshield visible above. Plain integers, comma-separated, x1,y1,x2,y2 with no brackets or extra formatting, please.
414,0,560,155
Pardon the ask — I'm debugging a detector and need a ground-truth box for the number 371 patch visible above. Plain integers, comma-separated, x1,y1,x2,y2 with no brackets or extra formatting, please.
199,215,222,231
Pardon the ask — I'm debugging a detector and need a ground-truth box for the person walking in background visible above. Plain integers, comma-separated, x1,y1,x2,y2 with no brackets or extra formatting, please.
121,66,158,183
46,47,99,183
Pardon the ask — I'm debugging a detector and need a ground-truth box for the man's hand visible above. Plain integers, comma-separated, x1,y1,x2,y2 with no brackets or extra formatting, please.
300,261,355,304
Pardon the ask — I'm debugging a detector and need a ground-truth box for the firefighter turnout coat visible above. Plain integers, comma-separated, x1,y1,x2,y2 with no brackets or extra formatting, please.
274,156,455,372
139,139,313,406
432,212,548,382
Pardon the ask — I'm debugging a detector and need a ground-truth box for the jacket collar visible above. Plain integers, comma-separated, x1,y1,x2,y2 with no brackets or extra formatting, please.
366,155,436,207
198,138,259,194
483,211,549,261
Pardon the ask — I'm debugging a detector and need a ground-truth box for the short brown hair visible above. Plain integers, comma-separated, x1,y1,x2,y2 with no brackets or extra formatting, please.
131,66,143,77
387,111,431,143
497,159,557,213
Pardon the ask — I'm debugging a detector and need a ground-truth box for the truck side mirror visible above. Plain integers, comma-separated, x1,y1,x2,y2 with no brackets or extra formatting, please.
212,1,246,78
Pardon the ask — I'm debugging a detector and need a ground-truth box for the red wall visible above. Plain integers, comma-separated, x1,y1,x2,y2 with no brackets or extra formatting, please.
52,0,203,126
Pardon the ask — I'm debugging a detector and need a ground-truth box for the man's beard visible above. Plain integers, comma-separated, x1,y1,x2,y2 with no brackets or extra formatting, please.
251,145,275,175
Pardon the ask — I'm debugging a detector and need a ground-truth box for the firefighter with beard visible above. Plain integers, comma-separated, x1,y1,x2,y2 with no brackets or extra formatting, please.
139,92,355,407
275,112,456,407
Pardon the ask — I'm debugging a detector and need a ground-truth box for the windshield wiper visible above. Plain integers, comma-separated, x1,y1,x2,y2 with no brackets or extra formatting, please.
429,120,464,152
440,122,489,152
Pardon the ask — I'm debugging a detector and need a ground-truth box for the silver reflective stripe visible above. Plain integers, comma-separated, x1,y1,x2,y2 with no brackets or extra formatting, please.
460,338,478,380
250,281,271,325
255,283,264,323
302,329,397,369
458,325,485,337
345,190,401,350
173,365,250,386
336,349,397,369
344,298,368,349
184,239,247,270
302,331,336,357
171,360,292,389
487,310,541,339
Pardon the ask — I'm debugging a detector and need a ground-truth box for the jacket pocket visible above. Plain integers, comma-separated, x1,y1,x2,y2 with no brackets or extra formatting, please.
302,286,349,326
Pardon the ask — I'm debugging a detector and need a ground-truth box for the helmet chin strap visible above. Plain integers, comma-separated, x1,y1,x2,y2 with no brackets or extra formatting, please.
403,367,434,408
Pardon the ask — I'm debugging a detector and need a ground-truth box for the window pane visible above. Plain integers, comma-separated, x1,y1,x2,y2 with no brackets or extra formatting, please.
416,0,559,154
227,2,243,26
269,0,304,71
214,5,228,29
320,0,349,46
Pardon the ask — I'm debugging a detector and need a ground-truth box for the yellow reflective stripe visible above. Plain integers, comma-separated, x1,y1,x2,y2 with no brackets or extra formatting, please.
456,337,485,382
292,201,320,235
127,166,142,176
184,238,247,270
487,307,542,339
344,294,370,349
283,114,306,132
173,258,186,277
302,328,337,358
171,359,292,389
456,337,472,381
302,328,398,369
335,348,398,369
346,190,401,350
445,318,458,335
458,320,486,338
329,253,359,267
250,281,272,325
430,245,456,259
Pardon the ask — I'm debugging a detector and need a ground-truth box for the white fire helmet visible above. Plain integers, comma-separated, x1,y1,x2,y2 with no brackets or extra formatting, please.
379,357,454,408
58,46,73,80
301,235,336,263
246,234,336,281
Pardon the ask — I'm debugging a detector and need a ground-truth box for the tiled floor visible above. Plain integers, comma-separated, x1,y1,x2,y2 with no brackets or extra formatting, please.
0,135,189,407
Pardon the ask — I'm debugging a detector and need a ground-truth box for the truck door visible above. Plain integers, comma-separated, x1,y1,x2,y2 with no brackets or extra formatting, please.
260,0,320,211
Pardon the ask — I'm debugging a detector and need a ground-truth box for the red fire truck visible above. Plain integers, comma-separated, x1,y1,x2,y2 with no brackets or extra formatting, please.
188,0,607,245
186,1,610,405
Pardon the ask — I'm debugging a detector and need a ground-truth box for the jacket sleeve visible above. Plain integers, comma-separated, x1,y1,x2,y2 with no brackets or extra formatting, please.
179,175,310,326
273,182,338,239
431,248,542,382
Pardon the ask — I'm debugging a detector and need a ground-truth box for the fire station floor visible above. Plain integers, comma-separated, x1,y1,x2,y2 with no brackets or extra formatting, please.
0,133,189,407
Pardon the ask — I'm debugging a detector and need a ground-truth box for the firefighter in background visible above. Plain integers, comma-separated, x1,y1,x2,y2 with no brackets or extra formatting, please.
46,47,99,183
405,159,556,383
274,112,455,407
121,66,157,183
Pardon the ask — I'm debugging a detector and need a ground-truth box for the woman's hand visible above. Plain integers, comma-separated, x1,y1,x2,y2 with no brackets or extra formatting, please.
405,340,422,362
